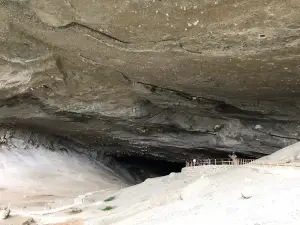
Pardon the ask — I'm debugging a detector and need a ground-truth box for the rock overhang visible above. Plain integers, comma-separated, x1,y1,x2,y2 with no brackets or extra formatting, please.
0,0,300,161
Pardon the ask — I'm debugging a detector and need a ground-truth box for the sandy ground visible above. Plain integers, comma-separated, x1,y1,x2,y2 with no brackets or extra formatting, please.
113,166,300,225
28,163,300,225
109,143,300,225
258,141,300,164
2,138,300,225
0,142,128,215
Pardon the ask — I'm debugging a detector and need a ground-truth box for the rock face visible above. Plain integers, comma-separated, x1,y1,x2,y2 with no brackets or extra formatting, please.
1,0,300,161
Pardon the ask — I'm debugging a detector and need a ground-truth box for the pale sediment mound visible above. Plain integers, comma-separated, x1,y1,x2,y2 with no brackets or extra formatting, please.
1,142,300,225
0,129,130,211
71,143,300,225
113,163,300,225
257,141,300,164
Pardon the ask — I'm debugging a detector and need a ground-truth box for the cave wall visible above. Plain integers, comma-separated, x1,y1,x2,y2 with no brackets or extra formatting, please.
0,0,300,160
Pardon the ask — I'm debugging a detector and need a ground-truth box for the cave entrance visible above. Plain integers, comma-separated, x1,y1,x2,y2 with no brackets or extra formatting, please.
113,154,185,182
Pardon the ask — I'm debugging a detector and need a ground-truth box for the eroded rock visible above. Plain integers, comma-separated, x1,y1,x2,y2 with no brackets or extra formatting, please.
0,208,10,220
0,216,36,225
0,0,300,160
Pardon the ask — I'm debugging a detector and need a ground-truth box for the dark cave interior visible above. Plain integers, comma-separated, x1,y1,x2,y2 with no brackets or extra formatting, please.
113,154,186,181
0,124,260,183
112,151,257,183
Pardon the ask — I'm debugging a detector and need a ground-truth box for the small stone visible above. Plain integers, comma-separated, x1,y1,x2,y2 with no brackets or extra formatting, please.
22,218,36,225
255,124,263,130
214,125,223,131
0,208,10,220
193,20,199,26
69,207,82,214
241,193,252,199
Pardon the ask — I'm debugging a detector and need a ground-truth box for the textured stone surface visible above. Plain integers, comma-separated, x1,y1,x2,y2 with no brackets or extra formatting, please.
0,216,36,225
1,0,300,160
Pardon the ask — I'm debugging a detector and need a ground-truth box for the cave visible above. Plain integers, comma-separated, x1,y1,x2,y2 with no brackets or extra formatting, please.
1,1,300,221
113,154,186,180
99,145,259,183
0,0,299,184
112,153,258,182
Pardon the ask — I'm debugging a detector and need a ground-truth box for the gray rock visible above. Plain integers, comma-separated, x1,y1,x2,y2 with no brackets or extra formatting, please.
255,125,263,130
0,0,299,161
0,208,10,220
0,216,36,225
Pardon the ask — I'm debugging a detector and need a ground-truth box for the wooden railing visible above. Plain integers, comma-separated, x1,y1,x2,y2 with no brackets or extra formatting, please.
186,158,252,167
185,158,299,167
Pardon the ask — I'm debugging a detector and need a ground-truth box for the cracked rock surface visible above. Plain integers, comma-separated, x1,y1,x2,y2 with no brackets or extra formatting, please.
1,0,300,161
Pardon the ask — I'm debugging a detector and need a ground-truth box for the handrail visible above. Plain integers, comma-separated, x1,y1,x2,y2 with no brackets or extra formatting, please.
185,158,298,167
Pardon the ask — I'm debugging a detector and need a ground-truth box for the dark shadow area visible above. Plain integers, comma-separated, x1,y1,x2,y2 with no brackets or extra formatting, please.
114,155,185,182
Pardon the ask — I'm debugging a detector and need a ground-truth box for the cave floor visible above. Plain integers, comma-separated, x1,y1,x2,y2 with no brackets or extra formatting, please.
4,164,300,225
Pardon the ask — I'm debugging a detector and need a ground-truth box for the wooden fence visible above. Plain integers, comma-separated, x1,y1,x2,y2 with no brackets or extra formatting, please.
185,158,299,167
